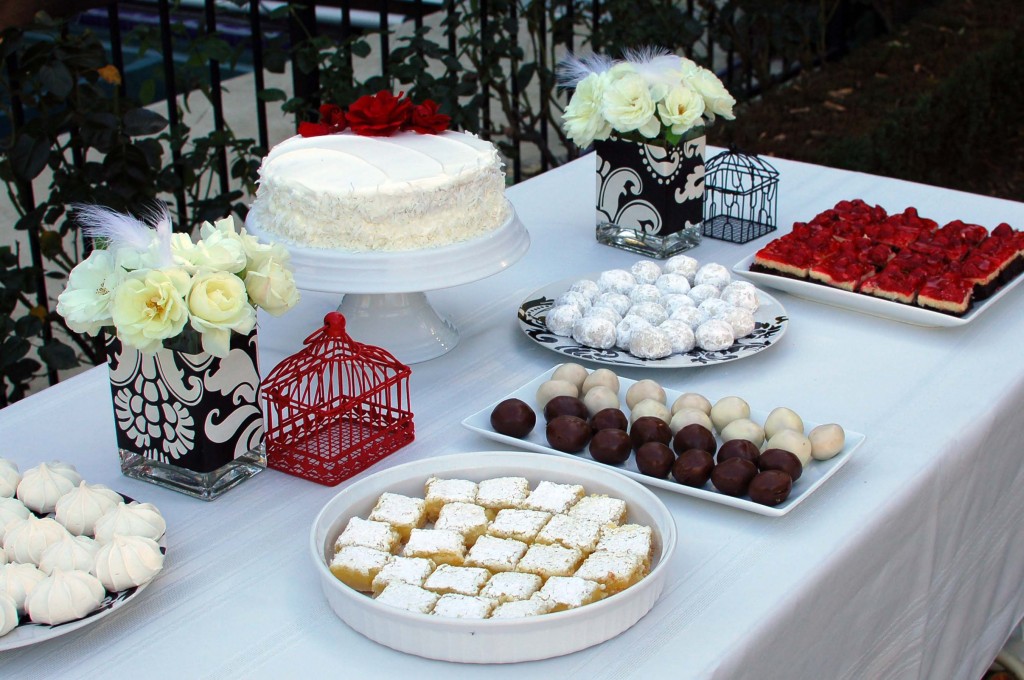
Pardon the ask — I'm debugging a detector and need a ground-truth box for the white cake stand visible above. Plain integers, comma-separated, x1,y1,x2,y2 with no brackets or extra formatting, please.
245,203,530,363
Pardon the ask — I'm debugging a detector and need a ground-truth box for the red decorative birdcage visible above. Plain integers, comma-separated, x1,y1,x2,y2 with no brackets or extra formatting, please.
262,312,414,486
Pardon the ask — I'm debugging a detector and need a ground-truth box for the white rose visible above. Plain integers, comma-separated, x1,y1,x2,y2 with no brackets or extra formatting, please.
657,85,706,136
244,257,300,317
56,249,123,335
187,271,256,358
110,268,191,353
562,72,613,148
169,216,247,274
602,72,660,138
687,67,736,121
238,228,292,270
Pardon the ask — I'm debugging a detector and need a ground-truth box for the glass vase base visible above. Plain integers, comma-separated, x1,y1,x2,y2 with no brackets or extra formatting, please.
119,447,266,501
596,223,702,259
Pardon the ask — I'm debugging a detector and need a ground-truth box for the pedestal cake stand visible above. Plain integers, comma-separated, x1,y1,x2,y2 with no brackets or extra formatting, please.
245,204,530,363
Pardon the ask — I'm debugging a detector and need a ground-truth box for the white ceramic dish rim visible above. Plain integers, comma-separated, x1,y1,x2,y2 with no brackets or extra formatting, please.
309,451,677,663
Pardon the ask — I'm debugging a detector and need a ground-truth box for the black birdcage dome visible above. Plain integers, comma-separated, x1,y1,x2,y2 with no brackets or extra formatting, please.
702,149,780,244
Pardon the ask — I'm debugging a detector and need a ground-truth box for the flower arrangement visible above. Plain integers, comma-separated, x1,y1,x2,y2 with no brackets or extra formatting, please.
559,48,736,149
299,91,451,138
56,205,300,357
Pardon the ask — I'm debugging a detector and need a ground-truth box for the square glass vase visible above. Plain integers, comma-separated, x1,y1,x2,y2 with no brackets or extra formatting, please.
105,329,266,501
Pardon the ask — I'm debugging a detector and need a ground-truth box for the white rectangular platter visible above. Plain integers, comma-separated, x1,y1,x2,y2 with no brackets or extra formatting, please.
732,252,1024,328
462,367,864,517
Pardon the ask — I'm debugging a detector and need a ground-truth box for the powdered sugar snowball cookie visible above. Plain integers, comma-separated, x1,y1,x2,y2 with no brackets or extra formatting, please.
584,305,622,327
625,379,666,409
721,281,760,312
572,316,616,350
94,502,166,543
536,380,578,409
0,592,16,637
662,293,695,315
688,283,720,305
670,306,705,330
628,327,672,360
664,254,700,284
694,262,732,290
0,562,46,614
93,534,164,591
594,292,632,317
659,319,696,353
630,260,663,285
615,315,652,351
583,386,620,416
628,301,668,326
694,319,735,352
550,363,589,392
718,306,756,338
0,497,31,542
629,284,662,305
655,273,691,296
3,515,69,565
669,408,715,435
581,368,619,395
0,460,20,498
27,569,105,625
55,481,124,537
39,534,100,575
568,279,600,303
17,461,82,514
553,290,591,314
597,269,636,295
545,304,580,337
699,297,734,320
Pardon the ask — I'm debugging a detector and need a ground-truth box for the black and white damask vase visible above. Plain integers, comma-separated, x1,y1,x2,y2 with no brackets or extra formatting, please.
594,127,705,259
105,329,266,501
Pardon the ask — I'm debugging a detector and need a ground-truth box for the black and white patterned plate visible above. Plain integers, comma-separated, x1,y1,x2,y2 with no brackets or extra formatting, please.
517,276,789,368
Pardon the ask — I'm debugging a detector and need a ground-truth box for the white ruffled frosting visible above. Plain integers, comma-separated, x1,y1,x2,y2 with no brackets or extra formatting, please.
3,515,69,565
93,535,164,591
55,481,124,537
0,546,5,566
16,461,82,514
0,496,31,542
94,502,166,543
0,592,17,637
26,569,105,625
0,562,46,614
0,459,20,498
39,534,100,575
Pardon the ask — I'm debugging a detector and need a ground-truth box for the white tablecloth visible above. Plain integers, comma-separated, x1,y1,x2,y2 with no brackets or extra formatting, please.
2,154,1024,679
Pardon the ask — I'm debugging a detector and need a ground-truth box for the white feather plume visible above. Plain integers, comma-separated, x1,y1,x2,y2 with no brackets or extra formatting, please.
556,53,616,88
622,46,683,91
73,202,176,267
142,202,175,267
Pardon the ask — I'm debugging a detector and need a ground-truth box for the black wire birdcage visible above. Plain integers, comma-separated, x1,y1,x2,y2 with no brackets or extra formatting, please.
702,150,780,244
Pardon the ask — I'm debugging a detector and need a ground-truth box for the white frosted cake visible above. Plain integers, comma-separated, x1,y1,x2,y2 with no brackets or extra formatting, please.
248,130,510,251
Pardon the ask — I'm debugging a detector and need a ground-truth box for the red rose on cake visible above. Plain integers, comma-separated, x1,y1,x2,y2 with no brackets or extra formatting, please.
405,99,451,135
347,91,413,137
299,103,348,137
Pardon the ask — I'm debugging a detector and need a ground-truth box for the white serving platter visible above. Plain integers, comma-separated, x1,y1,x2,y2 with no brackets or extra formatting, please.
462,367,864,517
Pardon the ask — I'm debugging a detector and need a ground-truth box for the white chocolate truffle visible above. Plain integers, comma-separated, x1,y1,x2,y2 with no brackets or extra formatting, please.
535,380,579,409
630,399,671,425
671,306,705,330
3,516,69,565
572,316,616,350
38,534,100,575
695,262,732,289
710,396,751,433
659,320,696,353
630,260,662,285
669,408,715,435
662,293,695,314
597,269,636,295
763,407,804,440
767,429,814,466
583,386,620,416
718,306,756,338
551,363,589,391
16,462,82,515
628,301,668,326
655,273,691,296
27,569,105,625
93,502,166,543
55,481,124,537
628,328,672,360
0,460,20,499
695,319,735,351
688,283,721,305
594,292,632,317
569,279,600,303
581,368,619,395
554,290,591,314
809,424,846,461
720,418,766,448
545,304,581,337
0,562,45,614
0,592,16,637
721,281,760,312
625,379,667,409
0,497,31,542
615,315,652,351
93,535,164,591
584,306,622,327
672,392,712,415
628,283,662,305
664,254,699,283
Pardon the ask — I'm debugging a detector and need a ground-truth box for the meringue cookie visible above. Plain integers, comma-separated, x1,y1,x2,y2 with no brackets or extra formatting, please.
93,535,164,591
0,459,20,498
0,592,16,637
94,502,166,543
16,461,82,514
55,481,124,537
3,515,69,565
0,497,31,542
0,562,46,614
39,534,101,575
27,569,105,625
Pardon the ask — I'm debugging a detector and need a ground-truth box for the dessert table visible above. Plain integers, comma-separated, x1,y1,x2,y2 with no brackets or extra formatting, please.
2,152,1024,679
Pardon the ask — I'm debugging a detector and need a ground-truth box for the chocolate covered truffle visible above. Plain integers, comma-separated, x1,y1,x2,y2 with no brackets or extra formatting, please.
710,457,757,496
635,442,674,478
672,423,717,456
546,415,592,453
748,470,793,506
490,398,536,438
630,416,672,450
590,408,629,432
589,428,632,465
543,395,589,422
758,448,803,482
716,439,760,466
672,449,714,487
